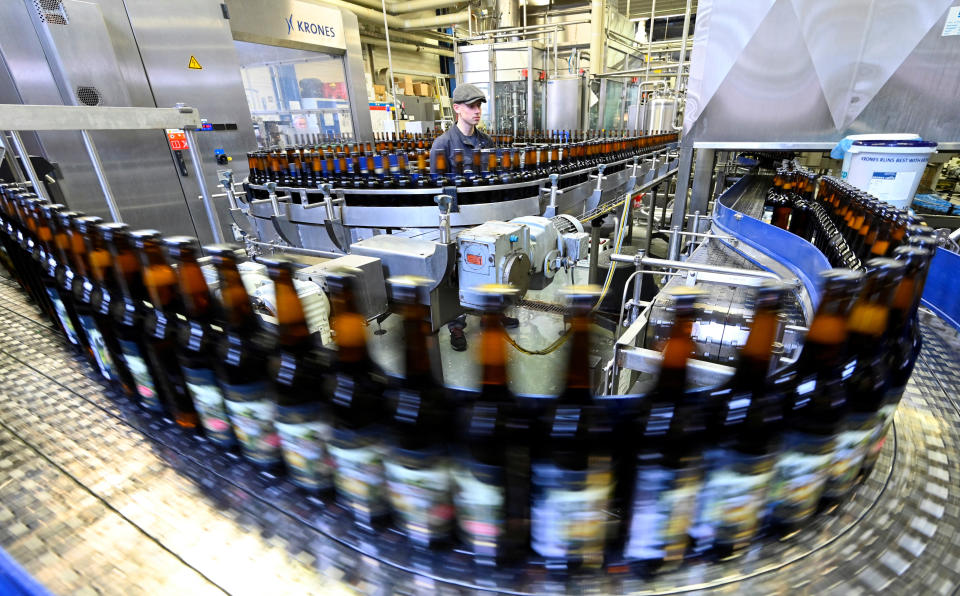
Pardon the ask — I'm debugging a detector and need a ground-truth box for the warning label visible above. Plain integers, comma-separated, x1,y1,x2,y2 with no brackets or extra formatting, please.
188,55,202,70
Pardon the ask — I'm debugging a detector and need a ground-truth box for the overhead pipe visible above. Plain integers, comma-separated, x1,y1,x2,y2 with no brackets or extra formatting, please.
402,10,469,29
345,0,466,15
674,0,693,91
312,0,467,30
360,35,455,57
644,0,656,79
589,0,604,75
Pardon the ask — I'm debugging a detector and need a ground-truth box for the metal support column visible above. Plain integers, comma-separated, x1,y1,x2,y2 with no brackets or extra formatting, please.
645,184,658,254
668,144,694,259
0,132,27,184
183,129,224,243
687,148,715,234
79,131,123,222
6,131,48,201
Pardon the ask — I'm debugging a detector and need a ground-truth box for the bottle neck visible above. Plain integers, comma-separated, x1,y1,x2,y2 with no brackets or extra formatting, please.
561,312,593,403
273,270,311,349
331,291,370,362
479,312,510,396
217,262,260,332
402,302,432,380
654,317,693,395
731,309,778,389
176,258,215,321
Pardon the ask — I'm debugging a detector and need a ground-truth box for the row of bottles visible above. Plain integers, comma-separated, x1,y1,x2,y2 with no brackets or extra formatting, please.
245,131,678,202
0,181,938,574
762,163,922,269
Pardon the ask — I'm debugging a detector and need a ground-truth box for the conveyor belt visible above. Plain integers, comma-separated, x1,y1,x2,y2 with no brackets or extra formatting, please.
0,271,959,594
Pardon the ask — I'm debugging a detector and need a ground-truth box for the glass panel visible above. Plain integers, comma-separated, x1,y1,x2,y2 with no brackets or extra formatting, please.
587,79,601,130
602,80,624,130
236,42,353,146
493,81,528,135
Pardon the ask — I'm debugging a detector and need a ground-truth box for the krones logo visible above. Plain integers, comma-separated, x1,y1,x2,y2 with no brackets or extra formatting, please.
285,13,336,38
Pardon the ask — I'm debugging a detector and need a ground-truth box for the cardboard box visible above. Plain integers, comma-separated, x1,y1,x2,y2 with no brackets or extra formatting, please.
413,82,432,97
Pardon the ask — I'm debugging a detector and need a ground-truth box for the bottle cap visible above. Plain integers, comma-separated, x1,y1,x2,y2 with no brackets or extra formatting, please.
561,284,601,310
819,268,865,293
467,283,520,311
387,275,432,303
164,236,201,260
73,215,103,234
129,229,163,249
98,221,130,244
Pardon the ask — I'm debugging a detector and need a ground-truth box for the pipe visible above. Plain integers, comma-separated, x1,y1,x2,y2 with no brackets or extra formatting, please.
247,238,343,259
360,35,455,57
79,131,123,223
7,131,48,202
589,0,604,75
675,0,692,91
310,0,468,30
183,128,224,243
609,253,785,281
392,0,466,15
645,0,656,79
380,0,400,133
401,11,469,29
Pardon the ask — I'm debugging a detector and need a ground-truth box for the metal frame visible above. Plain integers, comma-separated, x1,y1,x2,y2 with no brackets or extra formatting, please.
0,103,221,241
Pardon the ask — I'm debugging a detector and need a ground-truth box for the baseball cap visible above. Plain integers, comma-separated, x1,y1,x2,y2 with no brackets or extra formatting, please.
451,83,486,105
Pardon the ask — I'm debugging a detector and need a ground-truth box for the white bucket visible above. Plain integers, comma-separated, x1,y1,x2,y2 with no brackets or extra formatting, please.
841,140,937,209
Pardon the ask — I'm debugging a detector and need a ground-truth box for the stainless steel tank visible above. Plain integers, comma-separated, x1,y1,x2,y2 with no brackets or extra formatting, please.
643,95,678,134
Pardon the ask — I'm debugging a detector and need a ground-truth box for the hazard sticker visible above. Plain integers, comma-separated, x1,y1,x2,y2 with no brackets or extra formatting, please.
188,55,202,70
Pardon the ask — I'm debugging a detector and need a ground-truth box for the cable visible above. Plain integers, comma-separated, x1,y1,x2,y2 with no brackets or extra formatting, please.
504,326,572,356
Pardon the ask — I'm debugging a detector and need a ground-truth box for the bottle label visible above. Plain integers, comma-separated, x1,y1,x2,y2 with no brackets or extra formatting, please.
117,338,163,412
275,403,334,492
824,419,871,498
47,288,80,346
222,381,282,466
625,463,700,561
384,451,454,545
182,366,235,448
863,389,902,469
766,433,833,525
697,451,775,549
78,314,115,381
328,432,388,522
451,460,505,554
530,456,613,563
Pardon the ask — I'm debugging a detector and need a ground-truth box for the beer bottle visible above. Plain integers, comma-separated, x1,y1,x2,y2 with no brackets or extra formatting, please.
692,281,789,559
207,245,282,467
165,237,236,447
0,187,42,310
35,202,85,349
48,208,102,371
325,268,390,528
54,209,117,380
452,283,528,565
624,287,705,574
130,230,199,429
72,215,137,397
260,256,334,492
820,260,900,506
860,247,930,476
766,269,863,533
100,223,167,413
530,285,614,571
383,275,455,548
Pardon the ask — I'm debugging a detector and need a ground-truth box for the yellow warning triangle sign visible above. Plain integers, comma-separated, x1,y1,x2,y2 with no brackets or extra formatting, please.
188,55,202,70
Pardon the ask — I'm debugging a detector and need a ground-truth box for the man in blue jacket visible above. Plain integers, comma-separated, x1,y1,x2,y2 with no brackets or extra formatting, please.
430,84,518,351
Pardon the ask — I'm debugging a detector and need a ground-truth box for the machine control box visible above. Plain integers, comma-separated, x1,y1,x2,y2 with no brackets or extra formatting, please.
294,254,388,320
457,221,532,308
